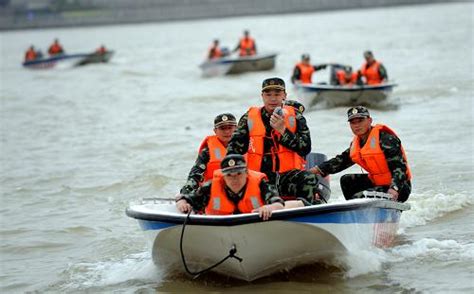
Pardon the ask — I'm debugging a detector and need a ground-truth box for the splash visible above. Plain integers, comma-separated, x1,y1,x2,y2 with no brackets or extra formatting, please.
333,248,388,278
390,238,474,262
58,252,162,291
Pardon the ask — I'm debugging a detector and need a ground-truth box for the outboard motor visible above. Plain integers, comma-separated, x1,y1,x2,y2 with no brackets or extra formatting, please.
305,152,331,202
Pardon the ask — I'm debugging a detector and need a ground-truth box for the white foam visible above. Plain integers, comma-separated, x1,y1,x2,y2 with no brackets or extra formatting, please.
399,191,473,230
389,238,474,262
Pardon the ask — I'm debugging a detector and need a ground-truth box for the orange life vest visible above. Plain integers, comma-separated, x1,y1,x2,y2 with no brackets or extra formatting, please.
336,70,357,85
247,106,305,173
96,46,106,54
25,49,37,61
198,135,227,182
48,44,63,55
205,169,266,215
208,46,222,59
349,124,412,186
239,37,256,56
295,63,315,84
360,61,382,85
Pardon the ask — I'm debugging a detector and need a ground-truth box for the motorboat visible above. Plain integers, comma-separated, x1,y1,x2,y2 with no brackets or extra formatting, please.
125,150,408,281
293,64,397,109
126,195,410,281
199,52,277,77
22,51,114,69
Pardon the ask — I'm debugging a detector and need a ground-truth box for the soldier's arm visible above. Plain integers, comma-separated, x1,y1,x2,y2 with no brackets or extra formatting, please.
259,179,284,205
179,148,210,195
313,64,327,71
226,112,250,155
279,112,312,157
181,181,212,212
379,63,388,81
291,66,301,83
232,42,240,52
317,146,354,176
380,132,408,189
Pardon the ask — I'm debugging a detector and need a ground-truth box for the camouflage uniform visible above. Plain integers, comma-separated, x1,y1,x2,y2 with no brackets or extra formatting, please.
227,101,322,205
180,154,283,212
318,106,411,202
179,147,209,195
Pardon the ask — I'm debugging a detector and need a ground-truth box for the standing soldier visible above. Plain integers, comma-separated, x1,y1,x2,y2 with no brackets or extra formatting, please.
310,106,412,202
358,50,388,85
233,30,257,57
48,38,64,56
291,54,327,84
227,77,329,207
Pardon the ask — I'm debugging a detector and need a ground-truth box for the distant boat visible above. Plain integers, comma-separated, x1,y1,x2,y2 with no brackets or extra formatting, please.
22,51,114,69
199,53,277,77
294,64,397,109
295,82,397,109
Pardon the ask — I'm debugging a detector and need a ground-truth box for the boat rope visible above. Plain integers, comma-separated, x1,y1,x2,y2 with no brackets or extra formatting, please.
179,210,243,279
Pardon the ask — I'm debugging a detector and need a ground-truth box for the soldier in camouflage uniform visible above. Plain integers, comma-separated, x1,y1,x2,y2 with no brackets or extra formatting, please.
226,77,327,206
310,106,412,202
179,113,237,196
176,154,284,220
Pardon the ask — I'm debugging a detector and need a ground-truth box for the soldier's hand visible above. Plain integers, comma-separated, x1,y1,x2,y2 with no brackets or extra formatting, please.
387,188,399,201
270,111,285,134
176,199,192,213
309,166,322,175
253,203,284,221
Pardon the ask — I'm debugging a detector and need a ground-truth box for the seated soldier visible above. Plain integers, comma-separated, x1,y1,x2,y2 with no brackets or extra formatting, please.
176,154,284,220
335,66,358,86
179,113,237,197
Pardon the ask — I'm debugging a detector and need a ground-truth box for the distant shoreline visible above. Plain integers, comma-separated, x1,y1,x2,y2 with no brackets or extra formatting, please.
0,0,460,31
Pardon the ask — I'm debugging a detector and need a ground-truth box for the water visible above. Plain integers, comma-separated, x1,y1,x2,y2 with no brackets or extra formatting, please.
1,2,473,293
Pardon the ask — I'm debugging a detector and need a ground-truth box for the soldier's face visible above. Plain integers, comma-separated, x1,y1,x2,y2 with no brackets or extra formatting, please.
261,89,286,113
349,117,372,137
224,171,247,193
215,125,236,144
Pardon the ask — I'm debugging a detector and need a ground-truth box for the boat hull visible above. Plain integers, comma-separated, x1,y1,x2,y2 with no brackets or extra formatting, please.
199,53,277,77
127,199,409,281
294,83,397,109
75,51,114,66
22,51,114,69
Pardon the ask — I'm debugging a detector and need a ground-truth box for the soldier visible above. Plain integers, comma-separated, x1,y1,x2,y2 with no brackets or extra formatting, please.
291,54,327,84
358,50,388,85
176,154,284,220
233,30,257,57
179,113,237,196
227,77,328,207
310,106,412,202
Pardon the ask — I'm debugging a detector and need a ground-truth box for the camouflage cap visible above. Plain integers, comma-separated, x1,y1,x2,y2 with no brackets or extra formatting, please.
347,106,370,121
220,154,247,175
214,113,237,128
262,77,286,92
